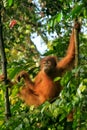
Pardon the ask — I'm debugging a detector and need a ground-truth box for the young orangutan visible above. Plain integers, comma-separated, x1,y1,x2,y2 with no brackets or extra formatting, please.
0,22,80,107
15,22,80,106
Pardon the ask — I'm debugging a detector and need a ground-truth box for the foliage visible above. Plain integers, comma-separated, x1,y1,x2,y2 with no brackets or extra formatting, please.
0,0,87,129
0,66,87,130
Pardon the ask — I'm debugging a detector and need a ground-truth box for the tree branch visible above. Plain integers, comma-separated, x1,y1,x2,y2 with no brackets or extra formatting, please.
0,4,11,120
74,19,81,77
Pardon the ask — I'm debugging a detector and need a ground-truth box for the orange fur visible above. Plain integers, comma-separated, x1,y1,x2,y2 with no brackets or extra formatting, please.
0,23,80,107
17,27,76,106
0,75,4,82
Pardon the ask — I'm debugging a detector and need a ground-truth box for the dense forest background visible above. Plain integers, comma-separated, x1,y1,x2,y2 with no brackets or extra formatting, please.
0,0,87,129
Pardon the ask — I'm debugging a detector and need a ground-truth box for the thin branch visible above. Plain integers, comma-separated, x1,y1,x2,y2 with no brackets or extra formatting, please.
0,3,11,120
74,19,81,130
74,19,81,77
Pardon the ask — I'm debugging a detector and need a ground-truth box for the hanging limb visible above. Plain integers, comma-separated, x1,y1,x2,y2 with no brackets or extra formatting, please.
0,5,11,119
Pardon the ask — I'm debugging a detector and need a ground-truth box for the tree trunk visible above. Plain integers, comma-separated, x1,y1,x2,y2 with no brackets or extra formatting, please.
0,3,11,120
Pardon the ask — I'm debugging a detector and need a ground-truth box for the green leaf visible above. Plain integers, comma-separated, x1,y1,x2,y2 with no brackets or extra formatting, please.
71,4,84,18
66,4,84,19
54,77,61,82
8,0,13,6
8,67,22,79
56,12,63,22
